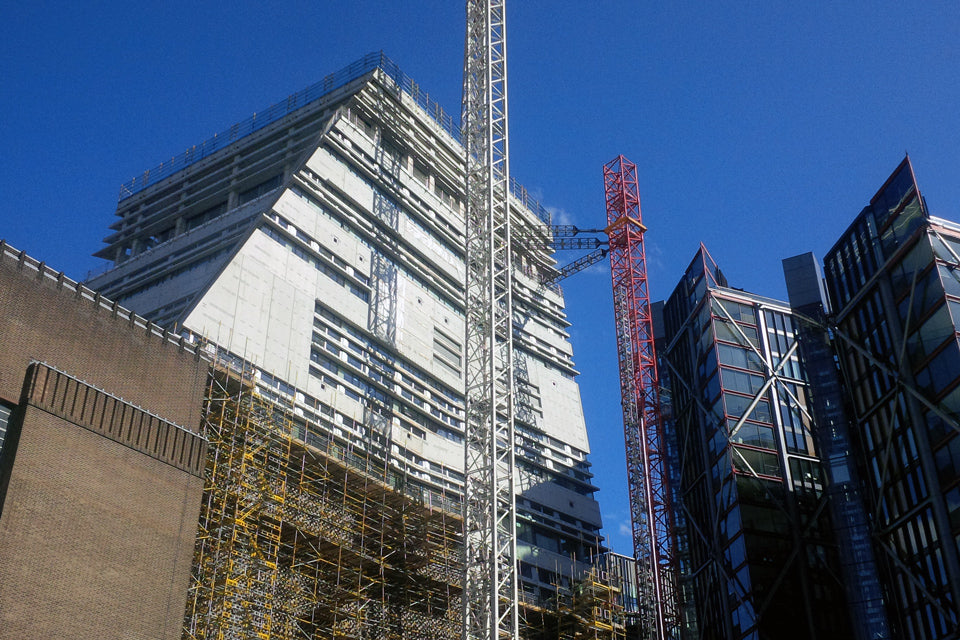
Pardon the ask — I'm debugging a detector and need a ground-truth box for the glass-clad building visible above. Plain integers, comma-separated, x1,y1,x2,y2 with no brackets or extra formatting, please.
782,252,890,640
821,156,960,639
662,246,849,640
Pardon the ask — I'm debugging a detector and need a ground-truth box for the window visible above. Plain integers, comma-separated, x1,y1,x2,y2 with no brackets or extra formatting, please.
945,485,960,530
717,343,764,372
412,159,430,185
935,436,960,486
725,393,772,423
915,342,960,397
779,384,814,454
721,368,764,395
714,298,756,325
733,447,781,477
730,422,775,450
715,318,759,348
433,327,462,375
239,174,282,204
185,201,227,230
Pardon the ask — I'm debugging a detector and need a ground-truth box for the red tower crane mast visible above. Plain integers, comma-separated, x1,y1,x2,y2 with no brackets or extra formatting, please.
604,155,678,639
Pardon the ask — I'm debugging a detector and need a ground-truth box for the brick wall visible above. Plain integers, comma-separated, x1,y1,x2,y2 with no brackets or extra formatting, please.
0,399,203,639
0,245,208,639
0,248,206,429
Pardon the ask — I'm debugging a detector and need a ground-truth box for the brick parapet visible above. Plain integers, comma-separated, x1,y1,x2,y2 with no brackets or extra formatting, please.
0,241,208,429
23,363,206,476
0,241,198,353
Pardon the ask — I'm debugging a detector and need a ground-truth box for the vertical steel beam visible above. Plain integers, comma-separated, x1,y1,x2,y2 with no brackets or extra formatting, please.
462,1,519,639
604,155,678,639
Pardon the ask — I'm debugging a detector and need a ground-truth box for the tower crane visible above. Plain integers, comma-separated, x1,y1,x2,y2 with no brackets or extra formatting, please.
460,2,677,638
515,155,682,640
604,155,679,640
462,1,519,639
530,158,681,639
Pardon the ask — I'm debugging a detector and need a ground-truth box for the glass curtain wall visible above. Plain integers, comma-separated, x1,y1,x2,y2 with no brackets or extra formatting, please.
823,157,960,640
663,247,848,640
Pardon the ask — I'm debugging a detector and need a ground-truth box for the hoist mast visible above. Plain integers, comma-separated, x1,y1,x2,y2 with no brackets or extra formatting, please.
462,1,520,639
604,155,679,639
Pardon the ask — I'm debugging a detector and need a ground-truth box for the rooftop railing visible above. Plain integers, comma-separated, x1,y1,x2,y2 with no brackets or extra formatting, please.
118,52,458,202
117,51,550,224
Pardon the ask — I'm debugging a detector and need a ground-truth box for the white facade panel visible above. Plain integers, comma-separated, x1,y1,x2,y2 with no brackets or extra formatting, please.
91,65,607,602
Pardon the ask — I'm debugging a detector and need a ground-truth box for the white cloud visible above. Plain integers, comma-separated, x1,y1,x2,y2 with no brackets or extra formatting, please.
545,205,574,227
602,509,634,542
646,241,665,272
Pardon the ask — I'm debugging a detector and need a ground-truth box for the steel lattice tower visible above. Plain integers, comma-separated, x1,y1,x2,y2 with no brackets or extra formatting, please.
462,1,520,639
604,156,678,640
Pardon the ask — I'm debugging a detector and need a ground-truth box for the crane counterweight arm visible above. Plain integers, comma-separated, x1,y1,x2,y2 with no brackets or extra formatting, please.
543,247,608,284
550,237,608,251
514,224,607,242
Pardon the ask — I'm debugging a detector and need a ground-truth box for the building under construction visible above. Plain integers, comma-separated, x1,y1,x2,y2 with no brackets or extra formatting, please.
185,353,462,639
180,348,626,639
7,34,960,640
80,52,622,638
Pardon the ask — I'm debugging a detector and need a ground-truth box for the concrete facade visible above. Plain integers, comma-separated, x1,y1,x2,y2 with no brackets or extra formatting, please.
87,53,604,599
0,245,207,639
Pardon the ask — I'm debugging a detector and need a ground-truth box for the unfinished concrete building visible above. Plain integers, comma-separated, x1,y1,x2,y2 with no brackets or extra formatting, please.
85,52,616,637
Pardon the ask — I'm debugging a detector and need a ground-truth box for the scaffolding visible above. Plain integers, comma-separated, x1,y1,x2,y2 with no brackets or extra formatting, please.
178,350,628,639
522,566,627,640
183,356,463,639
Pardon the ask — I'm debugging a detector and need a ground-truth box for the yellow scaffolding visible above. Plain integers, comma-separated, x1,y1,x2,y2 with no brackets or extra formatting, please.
183,358,462,639
521,564,626,640
182,353,624,639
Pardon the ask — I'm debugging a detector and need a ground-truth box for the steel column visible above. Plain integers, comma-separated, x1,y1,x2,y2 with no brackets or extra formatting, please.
462,1,519,639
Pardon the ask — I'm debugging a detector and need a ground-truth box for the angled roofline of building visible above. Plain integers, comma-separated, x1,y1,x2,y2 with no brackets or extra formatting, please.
117,52,459,202
114,51,552,225
824,154,925,260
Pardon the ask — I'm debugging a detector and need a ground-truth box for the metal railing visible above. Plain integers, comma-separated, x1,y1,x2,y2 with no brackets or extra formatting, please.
510,177,551,224
117,51,551,224
118,52,459,202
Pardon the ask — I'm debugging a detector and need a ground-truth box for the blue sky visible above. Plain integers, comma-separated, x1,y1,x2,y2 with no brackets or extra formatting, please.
2,1,959,554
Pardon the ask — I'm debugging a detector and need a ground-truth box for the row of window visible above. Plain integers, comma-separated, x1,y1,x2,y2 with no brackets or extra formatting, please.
292,179,465,316
327,135,465,265
343,105,463,218
120,170,281,261
109,209,253,303
258,358,467,496
312,301,465,439
0,402,12,453
261,221,369,302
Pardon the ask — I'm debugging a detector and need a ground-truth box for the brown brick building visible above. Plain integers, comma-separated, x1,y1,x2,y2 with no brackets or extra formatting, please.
0,242,208,640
